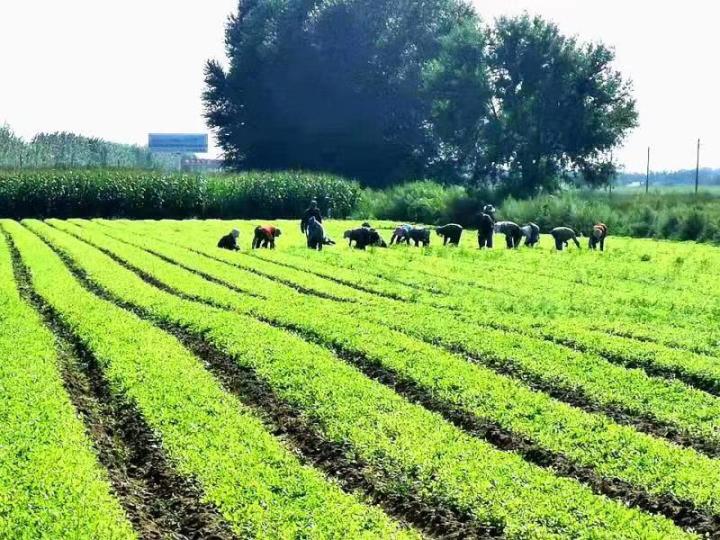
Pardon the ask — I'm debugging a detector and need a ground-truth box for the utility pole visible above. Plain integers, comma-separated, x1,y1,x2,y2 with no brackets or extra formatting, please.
695,138,701,195
646,146,651,194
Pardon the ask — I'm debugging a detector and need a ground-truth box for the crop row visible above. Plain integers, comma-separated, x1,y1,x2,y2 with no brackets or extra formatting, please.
0,231,135,538
86,219,720,452
250,249,720,393
109,218,720,356
47,217,720,513
197,228,720,397
40,220,720,524
244,241,720,355
3,220,412,539
289,253,720,394
247,248,718,365
17,220,692,538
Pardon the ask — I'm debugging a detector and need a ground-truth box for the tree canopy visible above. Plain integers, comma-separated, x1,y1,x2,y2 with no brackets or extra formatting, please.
205,2,638,196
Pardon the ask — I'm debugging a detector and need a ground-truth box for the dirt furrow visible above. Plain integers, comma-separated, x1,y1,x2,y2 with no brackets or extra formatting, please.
32,224,500,540
41,224,720,537
62,223,720,459
2,228,236,540
245,317,720,537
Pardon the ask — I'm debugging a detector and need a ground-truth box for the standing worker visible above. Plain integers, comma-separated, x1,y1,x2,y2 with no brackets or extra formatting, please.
477,206,495,249
301,199,323,234
550,227,581,251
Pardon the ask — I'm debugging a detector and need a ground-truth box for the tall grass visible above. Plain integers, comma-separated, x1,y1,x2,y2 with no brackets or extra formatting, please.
503,190,720,242
356,181,720,244
354,181,491,225
3,170,719,244
0,170,360,219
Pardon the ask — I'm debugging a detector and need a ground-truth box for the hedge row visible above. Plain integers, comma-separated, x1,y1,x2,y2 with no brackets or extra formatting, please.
0,170,360,219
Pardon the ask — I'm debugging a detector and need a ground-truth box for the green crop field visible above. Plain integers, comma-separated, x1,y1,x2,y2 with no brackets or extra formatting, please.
3,218,720,539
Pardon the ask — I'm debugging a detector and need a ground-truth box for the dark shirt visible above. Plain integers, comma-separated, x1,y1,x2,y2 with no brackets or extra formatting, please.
217,233,239,251
307,217,325,243
437,224,463,237
301,208,323,232
551,227,578,242
495,221,521,236
478,213,494,234
408,227,430,243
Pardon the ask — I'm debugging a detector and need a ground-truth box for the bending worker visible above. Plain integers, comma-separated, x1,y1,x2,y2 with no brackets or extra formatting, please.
436,223,463,246
494,221,523,249
252,225,282,249
521,223,541,247
344,226,387,249
217,228,240,251
390,224,412,245
550,227,581,251
306,216,335,250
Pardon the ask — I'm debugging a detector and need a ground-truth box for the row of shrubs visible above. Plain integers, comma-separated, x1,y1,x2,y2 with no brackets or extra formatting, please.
0,170,360,219
2,170,719,244
501,191,720,243
356,181,720,244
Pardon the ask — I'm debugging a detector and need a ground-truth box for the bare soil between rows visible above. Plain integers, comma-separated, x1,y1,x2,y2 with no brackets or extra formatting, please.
3,227,236,540
42,221,720,536
37,223,503,539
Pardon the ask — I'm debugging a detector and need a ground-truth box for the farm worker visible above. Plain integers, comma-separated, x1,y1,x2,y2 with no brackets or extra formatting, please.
252,225,282,249
301,199,323,234
589,223,609,251
477,211,495,249
521,223,541,247
436,224,463,246
550,227,581,251
390,224,412,245
407,227,431,247
217,228,240,251
306,216,335,250
494,221,523,249
344,227,387,249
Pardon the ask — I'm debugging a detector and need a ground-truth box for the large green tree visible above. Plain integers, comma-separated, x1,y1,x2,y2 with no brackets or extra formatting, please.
205,4,637,195
421,18,493,184
486,15,638,197
204,0,478,187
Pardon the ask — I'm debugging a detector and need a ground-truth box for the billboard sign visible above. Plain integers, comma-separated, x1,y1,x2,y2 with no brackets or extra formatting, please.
148,133,208,153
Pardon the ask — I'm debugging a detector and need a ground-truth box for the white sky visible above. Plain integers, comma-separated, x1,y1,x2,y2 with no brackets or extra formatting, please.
0,0,717,172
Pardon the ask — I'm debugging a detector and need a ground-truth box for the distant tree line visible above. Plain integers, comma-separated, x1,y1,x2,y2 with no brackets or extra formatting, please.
0,125,178,170
204,0,638,198
617,169,720,188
